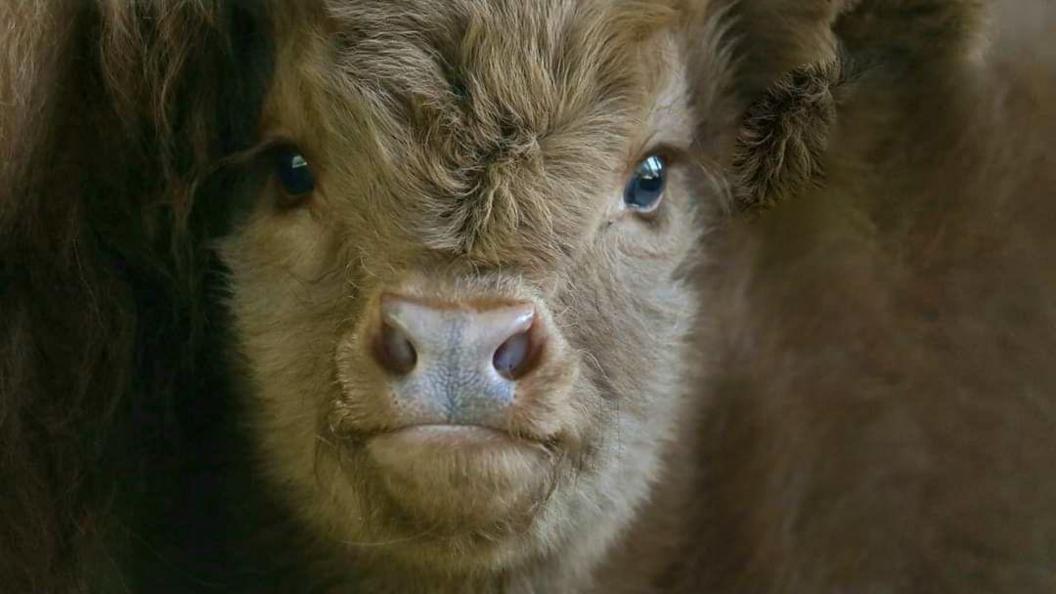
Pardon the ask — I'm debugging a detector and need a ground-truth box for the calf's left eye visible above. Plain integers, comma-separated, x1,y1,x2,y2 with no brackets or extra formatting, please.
623,154,667,213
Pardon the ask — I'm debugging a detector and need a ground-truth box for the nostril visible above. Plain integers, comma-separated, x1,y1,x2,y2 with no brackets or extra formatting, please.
373,322,417,375
493,330,533,380
377,295,542,382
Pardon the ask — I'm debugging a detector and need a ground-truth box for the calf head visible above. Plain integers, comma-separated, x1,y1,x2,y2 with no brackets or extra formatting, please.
218,0,729,579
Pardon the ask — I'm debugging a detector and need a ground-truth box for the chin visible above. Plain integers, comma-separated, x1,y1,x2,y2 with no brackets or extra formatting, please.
318,422,586,571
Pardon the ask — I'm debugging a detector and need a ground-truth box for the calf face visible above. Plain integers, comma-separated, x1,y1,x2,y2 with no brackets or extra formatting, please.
219,0,719,576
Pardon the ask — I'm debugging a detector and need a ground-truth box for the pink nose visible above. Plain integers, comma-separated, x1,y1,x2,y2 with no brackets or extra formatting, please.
369,295,543,423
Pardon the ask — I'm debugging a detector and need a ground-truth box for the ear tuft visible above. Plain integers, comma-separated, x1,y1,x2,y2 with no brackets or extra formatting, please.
732,58,843,213
725,0,987,214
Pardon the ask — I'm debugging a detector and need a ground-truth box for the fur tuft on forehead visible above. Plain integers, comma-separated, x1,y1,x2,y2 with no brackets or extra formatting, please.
324,0,677,115
296,0,683,261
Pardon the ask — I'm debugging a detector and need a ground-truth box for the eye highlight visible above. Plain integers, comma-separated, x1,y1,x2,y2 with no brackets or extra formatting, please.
623,154,667,214
274,146,315,202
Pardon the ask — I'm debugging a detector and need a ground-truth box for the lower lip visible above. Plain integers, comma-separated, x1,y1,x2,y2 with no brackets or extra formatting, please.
365,425,551,468
377,424,526,447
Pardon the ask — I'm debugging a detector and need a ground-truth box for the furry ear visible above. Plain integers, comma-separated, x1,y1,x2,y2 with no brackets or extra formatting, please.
731,58,843,213
696,0,844,214
727,0,988,213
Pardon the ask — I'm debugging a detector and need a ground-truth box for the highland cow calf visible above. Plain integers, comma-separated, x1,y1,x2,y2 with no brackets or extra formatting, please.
1,0,1055,593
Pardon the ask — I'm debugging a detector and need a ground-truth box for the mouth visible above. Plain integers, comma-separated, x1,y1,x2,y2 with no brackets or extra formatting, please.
362,424,557,531
373,423,545,447
366,423,554,482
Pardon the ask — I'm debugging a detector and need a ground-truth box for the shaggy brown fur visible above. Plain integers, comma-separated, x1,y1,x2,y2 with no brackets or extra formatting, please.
667,1,1056,592
2,0,1054,593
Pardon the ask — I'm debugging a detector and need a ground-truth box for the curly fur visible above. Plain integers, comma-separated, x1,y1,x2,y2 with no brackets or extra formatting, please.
2,0,1054,592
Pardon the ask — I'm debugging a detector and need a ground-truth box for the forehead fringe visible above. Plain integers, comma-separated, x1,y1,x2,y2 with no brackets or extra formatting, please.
299,0,686,262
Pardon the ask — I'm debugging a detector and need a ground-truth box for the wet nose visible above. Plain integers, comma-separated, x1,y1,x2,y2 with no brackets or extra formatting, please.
369,295,543,424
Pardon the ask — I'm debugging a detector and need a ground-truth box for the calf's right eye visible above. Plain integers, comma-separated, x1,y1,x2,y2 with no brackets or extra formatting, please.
274,147,315,204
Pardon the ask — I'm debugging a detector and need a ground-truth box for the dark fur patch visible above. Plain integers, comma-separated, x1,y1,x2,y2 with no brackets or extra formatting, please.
0,2,275,590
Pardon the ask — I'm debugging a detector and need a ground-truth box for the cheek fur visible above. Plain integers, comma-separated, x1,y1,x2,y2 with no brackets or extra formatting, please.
218,212,353,479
